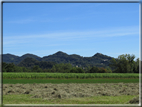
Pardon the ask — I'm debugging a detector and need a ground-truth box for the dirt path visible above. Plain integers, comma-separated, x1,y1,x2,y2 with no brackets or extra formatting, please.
3,83,139,103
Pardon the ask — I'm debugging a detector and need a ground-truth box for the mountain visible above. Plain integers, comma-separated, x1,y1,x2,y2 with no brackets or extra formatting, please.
2,53,19,64
42,51,84,65
3,53,41,65
3,51,115,68
18,57,56,69
42,51,69,63
18,53,41,62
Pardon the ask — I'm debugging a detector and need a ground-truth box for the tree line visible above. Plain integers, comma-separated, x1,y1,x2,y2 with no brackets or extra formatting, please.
2,54,140,73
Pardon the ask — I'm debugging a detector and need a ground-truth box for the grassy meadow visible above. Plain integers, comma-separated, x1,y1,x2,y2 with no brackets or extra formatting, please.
3,94,137,104
3,73,139,84
3,72,139,79
2,73,140,105
3,78,139,84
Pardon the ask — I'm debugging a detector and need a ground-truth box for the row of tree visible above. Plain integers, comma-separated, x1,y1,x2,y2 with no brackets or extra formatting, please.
2,54,140,73
110,54,139,73
2,62,112,73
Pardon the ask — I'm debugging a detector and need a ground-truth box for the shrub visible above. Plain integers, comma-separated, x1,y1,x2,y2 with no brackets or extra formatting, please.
89,66,99,73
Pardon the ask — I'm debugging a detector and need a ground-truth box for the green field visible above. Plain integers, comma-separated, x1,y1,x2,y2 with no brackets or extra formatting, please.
3,94,137,104
3,73,139,84
3,78,139,84
2,73,139,105
3,73,139,79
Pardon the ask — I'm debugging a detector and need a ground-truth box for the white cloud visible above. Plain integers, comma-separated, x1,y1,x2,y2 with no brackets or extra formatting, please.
3,26,139,46
4,18,36,24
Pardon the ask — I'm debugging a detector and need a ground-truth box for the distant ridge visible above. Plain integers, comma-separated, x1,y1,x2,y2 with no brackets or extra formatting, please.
3,51,115,68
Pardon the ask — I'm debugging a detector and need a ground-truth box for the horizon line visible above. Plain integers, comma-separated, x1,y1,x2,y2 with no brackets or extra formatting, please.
2,51,138,59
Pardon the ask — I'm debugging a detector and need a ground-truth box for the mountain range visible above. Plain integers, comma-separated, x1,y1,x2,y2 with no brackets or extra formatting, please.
2,51,115,68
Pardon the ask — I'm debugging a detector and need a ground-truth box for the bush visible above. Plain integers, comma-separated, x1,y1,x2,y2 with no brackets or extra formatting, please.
32,65,42,72
89,66,99,73
98,67,107,73
106,67,112,73
76,68,85,73
70,67,78,73
70,67,85,73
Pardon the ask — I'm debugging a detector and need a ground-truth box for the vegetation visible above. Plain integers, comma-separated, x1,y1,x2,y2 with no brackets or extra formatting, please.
2,53,140,105
110,54,139,73
2,62,112,73
2,53,140,73
3,94,137,104
3,83,139,104
3,51,114,68
3,73,139,79
3,78,139,84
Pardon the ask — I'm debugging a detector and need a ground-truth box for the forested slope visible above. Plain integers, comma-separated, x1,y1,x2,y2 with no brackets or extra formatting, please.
3,51,114,68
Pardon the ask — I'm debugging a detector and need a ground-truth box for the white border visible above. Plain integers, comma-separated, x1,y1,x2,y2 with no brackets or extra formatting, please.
1,0,141,107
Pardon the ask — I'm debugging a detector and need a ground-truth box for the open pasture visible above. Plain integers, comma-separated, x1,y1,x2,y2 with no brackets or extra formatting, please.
2,73,140,105
3,83,139,104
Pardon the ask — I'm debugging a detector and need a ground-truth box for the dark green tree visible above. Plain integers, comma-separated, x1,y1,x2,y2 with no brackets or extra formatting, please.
106,66,112,73
98,67,107,73
14,66,23,72
84,65,91,73
32,65,42,72
89,66,99,73
70,67,78,73
6,63,16,72
51,63,72,73
76,67,85,73
2,62,8,72
109,54,136,73
133,58,139,73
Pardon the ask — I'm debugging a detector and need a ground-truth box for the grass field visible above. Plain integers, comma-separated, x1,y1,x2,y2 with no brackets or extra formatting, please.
3,73,139,84
3,78,139,84
3,94,137,104
3,73,139,79
3,83,139,105
2,73,140,105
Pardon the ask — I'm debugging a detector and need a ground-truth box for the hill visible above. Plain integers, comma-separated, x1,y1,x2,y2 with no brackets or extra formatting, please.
3,51,115,68
3,53,41,65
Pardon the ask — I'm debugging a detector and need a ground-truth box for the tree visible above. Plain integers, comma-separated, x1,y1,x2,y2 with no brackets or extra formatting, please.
76,67,85,73
70,67,84,73
6,63,16,72
70,67,78,73
89,66,99,73
109,58,118,72
2,62,8,72
2,68,7,72
51,65,56,73
84,65,91,73
22,67,27,72
51,63,72,73
109,54,136,73
32,65,42,72
106,66,112,73
98,67,107,73
62,63,72,73
133,58,139,73
125,54,135,73
15,66,23,72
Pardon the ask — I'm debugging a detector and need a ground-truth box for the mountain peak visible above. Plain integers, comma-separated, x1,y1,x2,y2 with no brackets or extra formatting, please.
19,53,41,62
54,51,68,56
4,53,19,57
93,53,103,56
3,52,114,67
21,53,40,57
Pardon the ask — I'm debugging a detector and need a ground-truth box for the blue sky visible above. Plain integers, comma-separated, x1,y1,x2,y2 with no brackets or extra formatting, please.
3,3,139,59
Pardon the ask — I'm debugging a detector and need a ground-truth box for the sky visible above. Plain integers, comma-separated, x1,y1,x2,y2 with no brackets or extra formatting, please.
3,3,139,59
